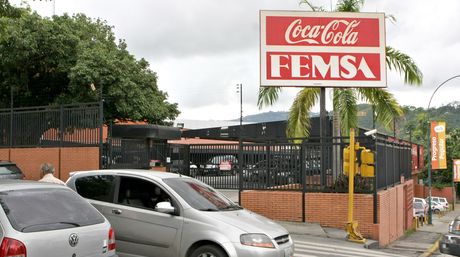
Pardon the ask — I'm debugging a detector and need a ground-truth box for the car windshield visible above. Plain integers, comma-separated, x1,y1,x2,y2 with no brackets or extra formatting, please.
0,165,21,175
0,188,104,232
164,177,241,211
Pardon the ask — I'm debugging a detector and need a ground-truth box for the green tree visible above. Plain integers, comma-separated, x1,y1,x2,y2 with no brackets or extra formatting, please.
258,0,423,137
0,2,179,124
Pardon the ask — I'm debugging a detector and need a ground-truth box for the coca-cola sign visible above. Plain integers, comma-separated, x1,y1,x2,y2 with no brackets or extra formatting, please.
260,11,386,87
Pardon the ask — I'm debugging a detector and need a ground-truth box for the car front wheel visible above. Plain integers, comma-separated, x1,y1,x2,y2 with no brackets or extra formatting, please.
189,245,227,257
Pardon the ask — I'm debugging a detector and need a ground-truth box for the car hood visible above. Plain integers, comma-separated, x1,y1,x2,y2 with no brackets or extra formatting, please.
203,209,288,238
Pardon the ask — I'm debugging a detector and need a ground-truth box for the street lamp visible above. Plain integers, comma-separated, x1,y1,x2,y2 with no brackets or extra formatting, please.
427,74,460,224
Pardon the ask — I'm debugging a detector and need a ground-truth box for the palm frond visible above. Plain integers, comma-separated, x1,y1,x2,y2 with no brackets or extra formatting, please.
257,87,281,109
386,14,397,24
358,88,403,130
386,46,423,85
336,0,363,12
287,88,320,139
333,89,358,135
299,0,326,11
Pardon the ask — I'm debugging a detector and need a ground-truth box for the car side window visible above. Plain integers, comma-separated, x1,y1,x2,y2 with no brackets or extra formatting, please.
75,175,116,203
117,176,174,212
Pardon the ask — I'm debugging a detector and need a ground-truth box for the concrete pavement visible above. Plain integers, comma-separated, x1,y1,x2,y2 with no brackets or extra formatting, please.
279,208,460,257
386,208,460,257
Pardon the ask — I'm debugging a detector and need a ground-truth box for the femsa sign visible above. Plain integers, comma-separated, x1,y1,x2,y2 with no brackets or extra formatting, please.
260,11,386,87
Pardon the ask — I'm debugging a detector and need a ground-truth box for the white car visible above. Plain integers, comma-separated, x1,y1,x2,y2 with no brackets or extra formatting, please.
0,180,117,257
426,196,449,211
414,197,428,212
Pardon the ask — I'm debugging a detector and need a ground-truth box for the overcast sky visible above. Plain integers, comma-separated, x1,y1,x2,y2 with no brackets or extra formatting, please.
12,0,460,120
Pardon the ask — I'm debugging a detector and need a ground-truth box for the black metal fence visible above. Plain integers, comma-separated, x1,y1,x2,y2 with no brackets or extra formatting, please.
101,134,413,193
166,136,412,193
0,103,101,148
103,138,170,169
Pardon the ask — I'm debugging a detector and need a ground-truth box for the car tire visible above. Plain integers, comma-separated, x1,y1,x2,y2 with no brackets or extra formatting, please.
189,245,227,257
434,209,440,214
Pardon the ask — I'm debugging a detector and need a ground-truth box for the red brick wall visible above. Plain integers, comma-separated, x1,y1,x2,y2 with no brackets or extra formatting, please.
414,184,425,198
241,179,415,247
413,184,455,203
60,147,99,181
4,147,99,181
0,149,10,160
10,148,60,180
305,193,374,238
405,180,415,231
377,183,412,246
240,191,303,222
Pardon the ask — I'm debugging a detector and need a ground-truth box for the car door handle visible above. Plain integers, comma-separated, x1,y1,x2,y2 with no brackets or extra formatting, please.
112,209,122,215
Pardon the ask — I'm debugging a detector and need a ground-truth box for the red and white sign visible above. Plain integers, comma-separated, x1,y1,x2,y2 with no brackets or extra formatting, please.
219,161,232,171
260,11,386,87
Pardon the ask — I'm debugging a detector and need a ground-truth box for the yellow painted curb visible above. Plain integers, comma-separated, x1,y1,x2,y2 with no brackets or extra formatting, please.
419,237,440,257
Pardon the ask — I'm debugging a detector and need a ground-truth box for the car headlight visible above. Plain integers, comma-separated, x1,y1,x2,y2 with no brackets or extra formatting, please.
240,234,275,248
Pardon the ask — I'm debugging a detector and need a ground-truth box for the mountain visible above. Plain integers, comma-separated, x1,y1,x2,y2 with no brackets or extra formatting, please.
230,102,460,143
232,111,319,123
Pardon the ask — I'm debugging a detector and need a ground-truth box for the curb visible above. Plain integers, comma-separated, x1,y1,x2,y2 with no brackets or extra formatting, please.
419,236,441,257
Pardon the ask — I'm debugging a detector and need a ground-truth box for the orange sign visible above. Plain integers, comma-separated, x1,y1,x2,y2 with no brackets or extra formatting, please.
454,160,460,182
431,121,447,169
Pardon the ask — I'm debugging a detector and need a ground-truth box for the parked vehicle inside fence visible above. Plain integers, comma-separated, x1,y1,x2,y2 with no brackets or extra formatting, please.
67,169,294,257
0,161,25,180
440,215,460,256
199,155,238,175
0,180,117,257
242,159,299,186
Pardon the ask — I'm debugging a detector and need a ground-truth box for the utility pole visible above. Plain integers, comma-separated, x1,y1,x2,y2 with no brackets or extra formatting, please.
237,83,243,203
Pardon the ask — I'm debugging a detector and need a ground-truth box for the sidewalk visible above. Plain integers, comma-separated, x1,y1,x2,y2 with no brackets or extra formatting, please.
385,207,460,257
277,207,460,257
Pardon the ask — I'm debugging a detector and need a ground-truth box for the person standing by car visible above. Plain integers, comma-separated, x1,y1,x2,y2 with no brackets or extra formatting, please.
38,163,65,185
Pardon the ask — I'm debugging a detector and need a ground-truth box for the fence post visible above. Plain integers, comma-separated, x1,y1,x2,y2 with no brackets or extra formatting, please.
59,105,64,179
9,103,13,160
301,140,307,222
385,140,388,190
99,100,104,169
373,137,378,224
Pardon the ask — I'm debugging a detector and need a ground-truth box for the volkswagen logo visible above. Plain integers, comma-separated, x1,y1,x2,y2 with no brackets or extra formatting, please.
69,233,79,247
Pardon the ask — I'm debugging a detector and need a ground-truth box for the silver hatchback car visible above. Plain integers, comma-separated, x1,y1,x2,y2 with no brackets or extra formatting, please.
0,180,117,257
67,170,294,257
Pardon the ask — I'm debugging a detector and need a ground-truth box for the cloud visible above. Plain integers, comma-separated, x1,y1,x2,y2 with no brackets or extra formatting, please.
11,0,460,120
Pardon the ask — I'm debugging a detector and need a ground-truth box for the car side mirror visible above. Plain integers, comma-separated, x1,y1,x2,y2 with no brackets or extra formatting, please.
155,201,175,214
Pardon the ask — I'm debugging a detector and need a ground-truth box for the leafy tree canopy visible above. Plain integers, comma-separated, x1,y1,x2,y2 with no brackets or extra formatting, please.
0,1,179,124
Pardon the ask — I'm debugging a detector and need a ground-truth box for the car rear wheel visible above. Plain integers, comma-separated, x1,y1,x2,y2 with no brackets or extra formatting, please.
190,245,227,257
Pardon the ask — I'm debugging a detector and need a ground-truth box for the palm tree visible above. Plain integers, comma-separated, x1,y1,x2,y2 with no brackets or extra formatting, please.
258,0,423,137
